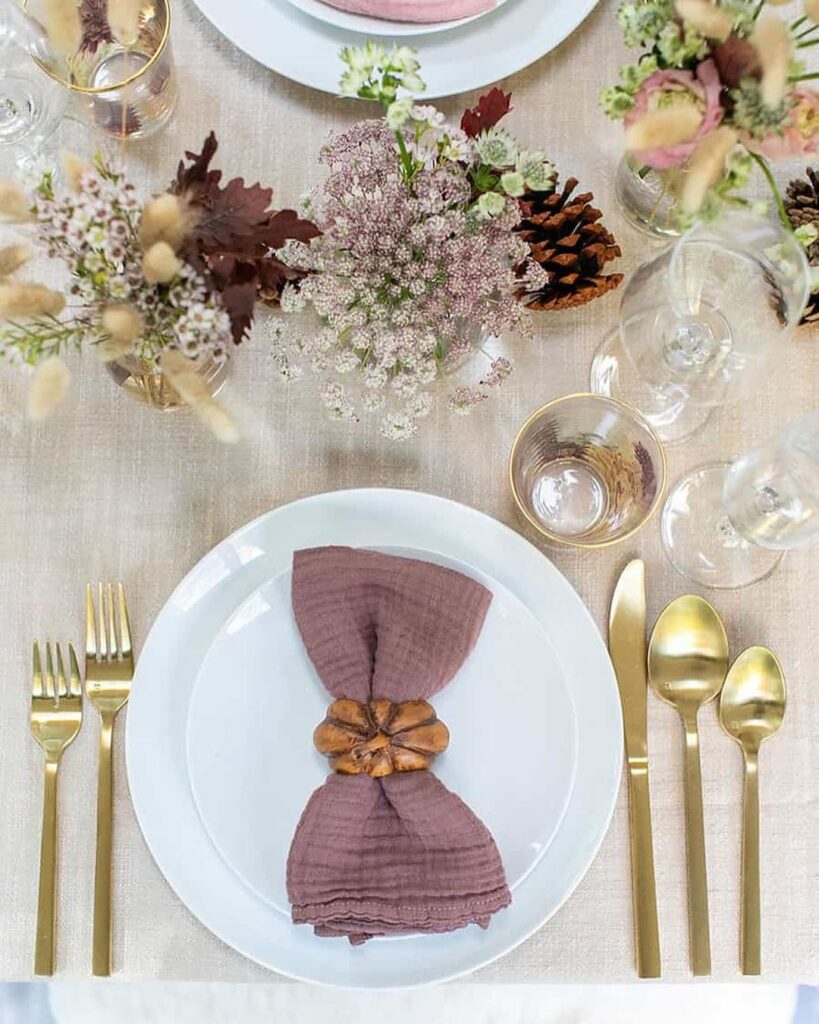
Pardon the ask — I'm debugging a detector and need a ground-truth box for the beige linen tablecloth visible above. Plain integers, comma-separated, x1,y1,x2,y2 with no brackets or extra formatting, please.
0,0,817,984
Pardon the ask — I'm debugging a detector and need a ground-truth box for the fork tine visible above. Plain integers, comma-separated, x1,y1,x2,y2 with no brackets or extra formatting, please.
86,584,97,660
118,583,132,659
68,644,82,697
32,642,43,698
55,645,68,698
97,582,107,660
45,643,55,700
107,582,118,658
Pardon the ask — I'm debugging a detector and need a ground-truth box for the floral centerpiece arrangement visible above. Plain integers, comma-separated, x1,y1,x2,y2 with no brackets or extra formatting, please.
274,44,623,439
602,0,819,225
0,135,318,437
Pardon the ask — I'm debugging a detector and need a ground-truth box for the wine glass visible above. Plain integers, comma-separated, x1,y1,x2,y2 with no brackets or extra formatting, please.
591,210,810,444
0,1,67,174
662,411,819,589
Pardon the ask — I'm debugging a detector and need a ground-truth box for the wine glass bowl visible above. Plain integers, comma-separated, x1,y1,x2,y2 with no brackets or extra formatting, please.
662,411,819,589
591,210,811,444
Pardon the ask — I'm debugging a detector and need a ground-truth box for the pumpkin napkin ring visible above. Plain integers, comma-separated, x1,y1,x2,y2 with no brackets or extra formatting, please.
314,698,449,778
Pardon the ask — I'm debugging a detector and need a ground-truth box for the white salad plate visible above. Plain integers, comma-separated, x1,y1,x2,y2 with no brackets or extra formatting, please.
285,0,508,38
126,489,622,988
189,0,602,98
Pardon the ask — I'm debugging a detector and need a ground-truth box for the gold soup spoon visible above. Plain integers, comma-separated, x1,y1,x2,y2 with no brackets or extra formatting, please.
719,646,786,976
648,595,729,976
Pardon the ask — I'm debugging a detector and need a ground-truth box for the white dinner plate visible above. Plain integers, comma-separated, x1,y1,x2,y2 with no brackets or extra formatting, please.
126,489,622,988
186,546,578,916
285,0,508,37
188,0,602,98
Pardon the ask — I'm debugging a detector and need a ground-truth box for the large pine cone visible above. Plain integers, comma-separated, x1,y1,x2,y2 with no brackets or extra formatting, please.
786,167,819,262
785,167,819,325
514,177,623,312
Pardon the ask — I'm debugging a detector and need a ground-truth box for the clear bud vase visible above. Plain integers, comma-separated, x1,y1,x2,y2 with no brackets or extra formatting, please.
106,354,228,412
615,155,688,240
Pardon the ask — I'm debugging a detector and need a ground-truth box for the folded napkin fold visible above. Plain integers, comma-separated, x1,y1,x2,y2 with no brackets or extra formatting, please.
317,0,495,24
286,546,511,943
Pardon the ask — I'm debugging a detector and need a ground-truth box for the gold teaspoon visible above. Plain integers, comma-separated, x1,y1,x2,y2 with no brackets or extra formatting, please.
648,595,729,976
719,646,786,976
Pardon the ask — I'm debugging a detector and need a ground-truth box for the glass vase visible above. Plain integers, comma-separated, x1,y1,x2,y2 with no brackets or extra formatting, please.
615,154,689,241
106,353,228,412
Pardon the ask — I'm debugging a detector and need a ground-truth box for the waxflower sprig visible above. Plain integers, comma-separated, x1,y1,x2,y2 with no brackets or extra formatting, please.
602,0,819,224
0,135,317,437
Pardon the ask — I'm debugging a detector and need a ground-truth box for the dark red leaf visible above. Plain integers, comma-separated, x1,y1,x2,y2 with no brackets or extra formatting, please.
712,37,761,90
266,208,322,248
169,132,320,339
460,88,513,138
174,131,222,197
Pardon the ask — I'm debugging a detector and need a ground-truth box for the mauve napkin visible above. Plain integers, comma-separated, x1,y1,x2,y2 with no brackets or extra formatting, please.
286,546,511,943
317,0,495,23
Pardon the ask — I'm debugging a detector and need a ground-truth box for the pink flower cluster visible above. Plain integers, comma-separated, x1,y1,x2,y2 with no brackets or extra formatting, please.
625,60,724,170
275,119,533,439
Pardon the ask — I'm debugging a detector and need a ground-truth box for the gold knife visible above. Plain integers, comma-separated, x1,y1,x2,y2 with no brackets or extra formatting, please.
609,559,661,979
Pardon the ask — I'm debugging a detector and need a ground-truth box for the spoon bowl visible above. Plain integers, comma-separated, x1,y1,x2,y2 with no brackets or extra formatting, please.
719,647,786,753
648,595,730,712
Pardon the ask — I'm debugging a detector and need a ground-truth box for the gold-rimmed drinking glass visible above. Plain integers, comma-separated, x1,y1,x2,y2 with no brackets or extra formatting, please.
21,0,176,139
509,393,668,549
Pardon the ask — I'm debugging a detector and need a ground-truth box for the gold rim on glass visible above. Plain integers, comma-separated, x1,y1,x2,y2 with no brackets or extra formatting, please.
21,0,172,94
508,392,669,550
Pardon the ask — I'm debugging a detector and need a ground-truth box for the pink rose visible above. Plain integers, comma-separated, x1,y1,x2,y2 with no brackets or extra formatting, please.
624,59,724,170
742,88,819,161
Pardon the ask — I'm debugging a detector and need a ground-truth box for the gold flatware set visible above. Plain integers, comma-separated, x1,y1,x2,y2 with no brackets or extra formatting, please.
610,561,786,979
29,583,133,978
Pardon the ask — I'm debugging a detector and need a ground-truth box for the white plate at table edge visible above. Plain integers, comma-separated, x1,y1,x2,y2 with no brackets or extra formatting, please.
189,0,602,99
286,0,509,37
184,544,579,918
126,489,622,988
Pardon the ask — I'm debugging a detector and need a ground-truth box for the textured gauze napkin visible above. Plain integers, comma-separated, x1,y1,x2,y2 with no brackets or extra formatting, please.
317,0,495,23
286,546,511,943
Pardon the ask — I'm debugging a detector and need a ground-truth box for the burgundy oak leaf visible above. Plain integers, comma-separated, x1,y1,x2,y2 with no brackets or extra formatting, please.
461,88,513,138
174,131,222,197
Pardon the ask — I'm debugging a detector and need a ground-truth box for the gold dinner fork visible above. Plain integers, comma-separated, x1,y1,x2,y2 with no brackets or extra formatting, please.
30,642,83,976
85,582,133,977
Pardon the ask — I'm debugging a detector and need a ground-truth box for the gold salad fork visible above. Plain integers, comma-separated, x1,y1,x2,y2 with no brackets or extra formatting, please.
85,583,133,977
30,642,83,976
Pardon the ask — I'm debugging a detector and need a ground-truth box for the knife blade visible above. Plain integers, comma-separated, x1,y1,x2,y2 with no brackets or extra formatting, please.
609,559,661,979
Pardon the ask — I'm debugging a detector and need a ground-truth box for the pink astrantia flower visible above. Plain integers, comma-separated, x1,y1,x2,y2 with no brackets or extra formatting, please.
743,88,819,160
624,59,724,170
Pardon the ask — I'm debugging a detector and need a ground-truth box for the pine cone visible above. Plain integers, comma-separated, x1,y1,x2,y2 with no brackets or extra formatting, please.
786,167,819,260
514,177,623,312
785,167,819,325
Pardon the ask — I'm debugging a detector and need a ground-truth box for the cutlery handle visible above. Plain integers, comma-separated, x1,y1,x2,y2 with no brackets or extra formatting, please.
92,715,115,977
34,758,59,976
682,716,711,976
741,749,761,975
626,762,661,978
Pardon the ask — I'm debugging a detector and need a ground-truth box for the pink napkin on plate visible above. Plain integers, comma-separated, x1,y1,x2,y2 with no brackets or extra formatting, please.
286,546,511,943
317,0,495,23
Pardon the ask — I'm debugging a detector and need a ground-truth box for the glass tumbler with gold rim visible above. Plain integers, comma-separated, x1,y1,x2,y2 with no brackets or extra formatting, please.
22,0,176,139
509,393,668,549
